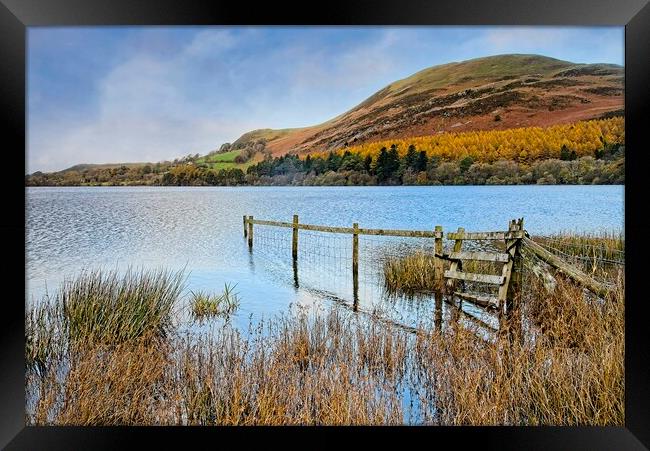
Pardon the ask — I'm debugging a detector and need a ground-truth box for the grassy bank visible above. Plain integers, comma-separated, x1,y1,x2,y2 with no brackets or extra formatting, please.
26,235,624,425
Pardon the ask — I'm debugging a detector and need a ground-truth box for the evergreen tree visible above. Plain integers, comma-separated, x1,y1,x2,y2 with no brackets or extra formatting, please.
459,156,474,173
312,157,327,175
364,155,373,174
560,144,571,161
387,145,401,181
375,147,389,182
340,151,352,170
428,155,440,170
415,151,428,172
594,148,605,160
326,152,342,171
405,144,418,170
340,152,363,171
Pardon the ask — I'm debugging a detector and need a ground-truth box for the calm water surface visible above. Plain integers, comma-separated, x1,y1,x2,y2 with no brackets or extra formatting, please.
26,185,624,331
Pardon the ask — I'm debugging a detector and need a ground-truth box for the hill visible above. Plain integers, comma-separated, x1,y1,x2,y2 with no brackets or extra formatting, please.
232,54,623,157
59,162,149,173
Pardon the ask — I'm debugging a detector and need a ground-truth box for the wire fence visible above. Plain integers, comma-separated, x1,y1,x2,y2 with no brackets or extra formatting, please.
250,223,516,333
247,218,624,337
251,224,446,327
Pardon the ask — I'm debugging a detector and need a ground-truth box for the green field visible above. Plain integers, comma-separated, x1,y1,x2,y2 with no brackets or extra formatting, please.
196,149,262,171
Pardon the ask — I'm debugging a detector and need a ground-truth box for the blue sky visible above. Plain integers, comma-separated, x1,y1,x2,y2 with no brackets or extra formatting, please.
27,26,624,173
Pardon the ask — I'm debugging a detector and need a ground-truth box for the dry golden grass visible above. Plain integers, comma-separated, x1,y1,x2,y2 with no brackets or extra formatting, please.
383,251,437,295
414,273,624,425
532,231,624,280
27,310,407,425
167,313,406,425
534,231,624,259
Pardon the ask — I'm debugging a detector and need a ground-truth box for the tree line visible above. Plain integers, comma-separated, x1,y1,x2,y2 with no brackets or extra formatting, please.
26,118,624,187
243,142,623,186
27,143,623,187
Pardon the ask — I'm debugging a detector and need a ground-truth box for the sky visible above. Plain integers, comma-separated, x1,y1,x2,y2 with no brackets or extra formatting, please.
27,26,624,173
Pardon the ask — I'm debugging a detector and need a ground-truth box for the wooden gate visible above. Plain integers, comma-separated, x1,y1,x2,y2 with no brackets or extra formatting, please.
443,219,525,316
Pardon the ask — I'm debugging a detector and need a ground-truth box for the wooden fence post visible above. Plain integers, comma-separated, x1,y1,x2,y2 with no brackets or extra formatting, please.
293,259,299,289
506,218,524,342
434,225,443,291
352,222,359,305
508,218,524,307
243,215,248,238
292,214,299,260
446,227,464,325
498,220,517,316
434,225,444,330
446,227,465,293
248,215,254,250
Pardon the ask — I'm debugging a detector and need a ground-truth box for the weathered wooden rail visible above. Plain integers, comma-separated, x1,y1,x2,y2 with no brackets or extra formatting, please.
244,216,443,238
522,237,614,298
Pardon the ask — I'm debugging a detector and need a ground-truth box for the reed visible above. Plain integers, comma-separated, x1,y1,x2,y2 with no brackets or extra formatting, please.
190,283,240,319
25,301,63,376
168,311,406,425
59,267,184,346
383,251,437,295
27,308,407,425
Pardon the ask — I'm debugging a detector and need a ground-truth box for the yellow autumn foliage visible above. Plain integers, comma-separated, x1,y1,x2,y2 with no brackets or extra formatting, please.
310,117,624,163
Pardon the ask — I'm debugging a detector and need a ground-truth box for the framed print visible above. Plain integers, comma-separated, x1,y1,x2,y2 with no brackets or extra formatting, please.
2,0,649,448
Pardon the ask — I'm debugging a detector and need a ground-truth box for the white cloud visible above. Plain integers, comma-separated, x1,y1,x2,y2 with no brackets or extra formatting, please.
286,29,403,91
98,57,184,117
28,113,258,173
28,29,253,172
184,29,237,58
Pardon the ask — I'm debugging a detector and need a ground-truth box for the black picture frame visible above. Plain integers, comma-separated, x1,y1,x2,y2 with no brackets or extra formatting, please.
2,0,649,448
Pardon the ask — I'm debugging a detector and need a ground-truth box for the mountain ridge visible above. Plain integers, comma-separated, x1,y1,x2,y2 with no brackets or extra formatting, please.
230,54,623,157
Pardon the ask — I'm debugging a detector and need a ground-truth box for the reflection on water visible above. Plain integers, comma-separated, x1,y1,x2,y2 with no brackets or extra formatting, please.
26,185,623,331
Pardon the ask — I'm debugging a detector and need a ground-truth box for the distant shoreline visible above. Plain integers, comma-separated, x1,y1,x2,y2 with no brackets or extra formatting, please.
25,183,625,188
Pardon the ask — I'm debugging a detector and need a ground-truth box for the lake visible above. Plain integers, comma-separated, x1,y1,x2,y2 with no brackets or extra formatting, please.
26,185,624,331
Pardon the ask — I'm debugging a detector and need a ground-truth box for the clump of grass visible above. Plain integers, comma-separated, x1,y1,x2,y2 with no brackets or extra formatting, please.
190,283,240,319
383,251,437,296
25,301,63,375
383,249,503,299
60,267,184,346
